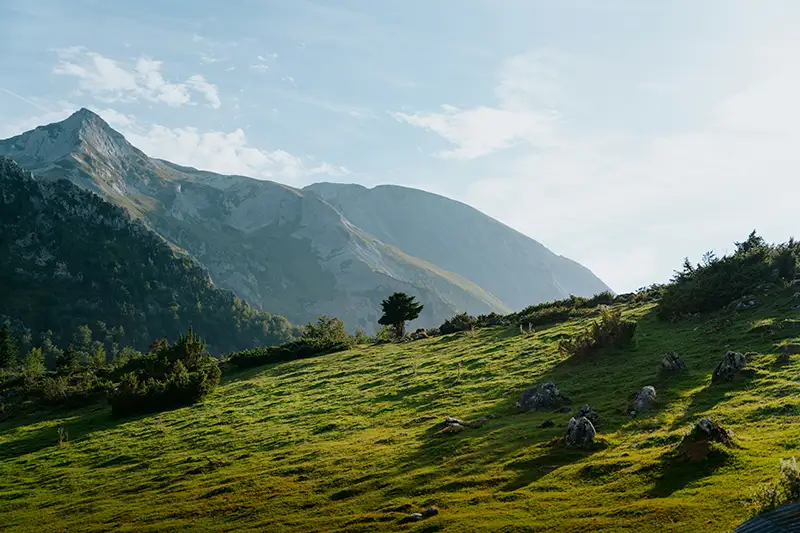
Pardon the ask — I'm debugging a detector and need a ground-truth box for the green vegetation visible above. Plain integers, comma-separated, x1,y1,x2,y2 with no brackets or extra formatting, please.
2,281,800,531
0,157,299,355
378,292,424,338
108,328,221,417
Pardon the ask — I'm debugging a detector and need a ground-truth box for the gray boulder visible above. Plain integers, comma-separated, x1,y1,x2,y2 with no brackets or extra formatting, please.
631,386,657,414
565,416,596,447
712,351,746,382
516,381,568,411
575,405,599,425
661,351,687,371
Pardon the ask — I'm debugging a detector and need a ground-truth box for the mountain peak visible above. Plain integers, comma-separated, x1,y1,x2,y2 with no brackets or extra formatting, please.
0,107,137,172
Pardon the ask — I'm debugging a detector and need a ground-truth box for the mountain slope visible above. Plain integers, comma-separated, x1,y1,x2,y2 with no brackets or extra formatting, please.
0,110,512,330
0,157,296,353
0,109,609,331
305,182,612,309
2,289,798,531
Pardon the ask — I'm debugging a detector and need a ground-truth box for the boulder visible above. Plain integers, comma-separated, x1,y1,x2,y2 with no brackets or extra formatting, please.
575,405,600,425
565,416,596,447
516,381,569,411
539,419,555,428
712,351,746,382
468,416,489,429
631,386,657,414
678,418,733,461
661,351,687,371
734,299,759,311
421,506,439,518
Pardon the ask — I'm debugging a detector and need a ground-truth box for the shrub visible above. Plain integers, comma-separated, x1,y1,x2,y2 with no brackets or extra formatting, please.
301,316,353,346
558,307,637,359
657,232,787,320
439,313,477,335
227,337,352,369
748,456,800,515
108,328,221,417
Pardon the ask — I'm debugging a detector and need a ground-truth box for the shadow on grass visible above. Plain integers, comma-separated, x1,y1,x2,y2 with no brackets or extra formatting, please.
647,445,734,497
669,371,755,430
0,405,150,461
500,441,607,491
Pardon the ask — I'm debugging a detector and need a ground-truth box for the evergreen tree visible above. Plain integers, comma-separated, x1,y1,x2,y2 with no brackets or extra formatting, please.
0,324,18,369
378,292,424,338
22,347,46,376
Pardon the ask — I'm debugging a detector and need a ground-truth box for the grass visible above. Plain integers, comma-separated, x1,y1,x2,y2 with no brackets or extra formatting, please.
2,289,800,532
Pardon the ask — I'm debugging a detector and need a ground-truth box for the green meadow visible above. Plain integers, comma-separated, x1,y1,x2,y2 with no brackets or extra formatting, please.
2,289,800,532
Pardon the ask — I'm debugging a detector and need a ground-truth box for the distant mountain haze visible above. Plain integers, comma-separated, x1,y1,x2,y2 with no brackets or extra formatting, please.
0,109,611,332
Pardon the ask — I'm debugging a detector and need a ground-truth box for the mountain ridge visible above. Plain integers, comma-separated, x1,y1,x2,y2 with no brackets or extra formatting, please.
0,108,610,331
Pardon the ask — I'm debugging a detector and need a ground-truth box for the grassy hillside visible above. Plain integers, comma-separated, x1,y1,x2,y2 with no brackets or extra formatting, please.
2,287,799,532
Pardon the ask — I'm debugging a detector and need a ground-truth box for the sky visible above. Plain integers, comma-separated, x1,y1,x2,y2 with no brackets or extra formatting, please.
1,0,799,293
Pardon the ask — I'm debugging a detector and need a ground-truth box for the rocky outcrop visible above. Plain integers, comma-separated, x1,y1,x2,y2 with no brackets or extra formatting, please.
631,386,657,415
575,405,600,425
565,416,596,447
678,418,733,461
712,351,747,382
661,351,687,371
516,382,569,411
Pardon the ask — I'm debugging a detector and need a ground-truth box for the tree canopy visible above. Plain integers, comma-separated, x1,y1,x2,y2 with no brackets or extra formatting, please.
378,293,424,338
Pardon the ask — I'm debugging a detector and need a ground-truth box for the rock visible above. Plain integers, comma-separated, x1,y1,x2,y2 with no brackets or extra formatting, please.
661,351,687,371
516,381,569,411
399,513,424,524
734,299,759,311
444,416,465,427
539,419,555,428
421,506,439,518
565,416,596,447
575,405,599,425
631,386,657,414
678,418,733,461
712,351,747,382
408,328,429,341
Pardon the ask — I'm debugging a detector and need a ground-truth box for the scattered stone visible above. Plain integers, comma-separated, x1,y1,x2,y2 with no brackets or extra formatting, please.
734,299,759,311
661,351,687,371
565,416,596,447
421,506,439,518
678,418,733,461
399,506,439,523
399,513,424,524
712,351,747,383
575,405,600,425
631,386,657,415
539,419,555,428
516,381,569,411
433,415,488,437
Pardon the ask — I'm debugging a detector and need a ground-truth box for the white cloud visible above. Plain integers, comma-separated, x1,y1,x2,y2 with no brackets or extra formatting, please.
397,42,800,292
115,118,349,182
250,64,271,73
53,48,221,109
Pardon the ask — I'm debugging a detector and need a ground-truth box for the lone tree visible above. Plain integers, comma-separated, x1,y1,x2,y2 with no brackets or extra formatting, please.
378,292,424,338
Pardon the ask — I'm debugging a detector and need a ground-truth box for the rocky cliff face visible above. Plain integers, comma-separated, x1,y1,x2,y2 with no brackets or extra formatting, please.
1,108,610,332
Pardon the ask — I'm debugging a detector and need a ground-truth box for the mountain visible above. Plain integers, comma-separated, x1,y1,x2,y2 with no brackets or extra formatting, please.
0,109,609,331
0,157,296,353
305,182,611,309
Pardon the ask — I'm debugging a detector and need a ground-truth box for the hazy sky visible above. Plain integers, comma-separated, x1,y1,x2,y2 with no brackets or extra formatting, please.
2,1,799,293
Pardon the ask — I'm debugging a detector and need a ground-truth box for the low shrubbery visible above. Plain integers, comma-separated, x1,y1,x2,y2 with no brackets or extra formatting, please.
108,329,221,417
748,457,800,515
558,307,637,358
658,232,798,320
227,316,355,369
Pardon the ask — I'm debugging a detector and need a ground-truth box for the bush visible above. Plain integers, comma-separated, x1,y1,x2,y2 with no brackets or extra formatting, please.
558,307,637,358
657,232,793,320
108,329,221,417
439,313,477,335
748,457,800,515
227,337,352,369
